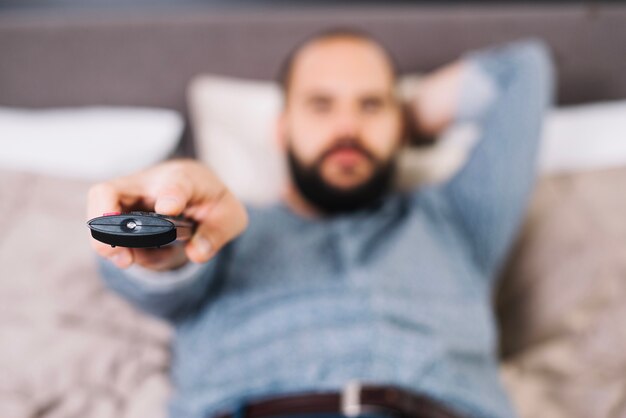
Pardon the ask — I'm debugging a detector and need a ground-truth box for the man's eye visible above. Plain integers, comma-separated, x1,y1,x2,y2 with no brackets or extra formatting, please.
362,99,384,113
309,99,331,113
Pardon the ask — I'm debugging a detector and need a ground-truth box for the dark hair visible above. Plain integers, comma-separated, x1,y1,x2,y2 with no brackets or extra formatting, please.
276,28,435,146
276,28,400,97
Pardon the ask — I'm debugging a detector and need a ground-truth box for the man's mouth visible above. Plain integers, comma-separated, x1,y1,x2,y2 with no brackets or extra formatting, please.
325,147,367,167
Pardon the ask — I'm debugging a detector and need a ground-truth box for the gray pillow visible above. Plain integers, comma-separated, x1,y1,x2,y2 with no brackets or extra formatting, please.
497,167,626,418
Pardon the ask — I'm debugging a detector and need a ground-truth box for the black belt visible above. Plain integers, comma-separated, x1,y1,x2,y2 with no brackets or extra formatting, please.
213,383,464,418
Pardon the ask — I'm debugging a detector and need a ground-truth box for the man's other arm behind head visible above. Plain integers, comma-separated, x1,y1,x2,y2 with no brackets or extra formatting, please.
408,60,466,138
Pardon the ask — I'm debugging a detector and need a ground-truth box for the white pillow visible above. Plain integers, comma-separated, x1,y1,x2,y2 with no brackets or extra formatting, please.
188,78,286,206
188,75,478,205
188,74,626,205
538,101,626,173
0,106,184,180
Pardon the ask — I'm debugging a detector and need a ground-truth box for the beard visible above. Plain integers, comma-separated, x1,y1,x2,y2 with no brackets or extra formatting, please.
286,137,397,215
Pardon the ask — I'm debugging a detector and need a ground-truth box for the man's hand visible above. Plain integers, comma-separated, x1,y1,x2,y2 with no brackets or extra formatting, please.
87,159,249,270
411,60,465,137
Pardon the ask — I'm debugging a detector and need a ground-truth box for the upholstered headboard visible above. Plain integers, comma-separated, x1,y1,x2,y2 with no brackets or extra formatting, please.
1,4,625,110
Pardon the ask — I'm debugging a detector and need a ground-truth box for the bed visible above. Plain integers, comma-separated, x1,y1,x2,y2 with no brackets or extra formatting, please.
1,4,626,417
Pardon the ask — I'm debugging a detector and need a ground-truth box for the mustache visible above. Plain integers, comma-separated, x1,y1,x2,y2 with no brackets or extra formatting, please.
317,138,376,164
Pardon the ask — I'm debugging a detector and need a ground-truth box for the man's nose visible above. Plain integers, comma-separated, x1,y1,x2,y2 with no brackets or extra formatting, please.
333,109,362,138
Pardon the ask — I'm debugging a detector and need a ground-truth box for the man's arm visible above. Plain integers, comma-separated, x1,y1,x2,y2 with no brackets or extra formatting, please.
87,159,248,321
97,250,226,321
411,39,555,276
410,59,466,138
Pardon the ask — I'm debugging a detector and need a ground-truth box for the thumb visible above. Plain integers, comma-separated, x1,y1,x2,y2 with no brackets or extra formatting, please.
184,191,248,263
154,181,191,216
186,228,215,263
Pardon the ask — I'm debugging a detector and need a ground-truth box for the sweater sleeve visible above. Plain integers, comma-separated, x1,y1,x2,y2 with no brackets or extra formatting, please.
440,39,555,276
97,250,226,322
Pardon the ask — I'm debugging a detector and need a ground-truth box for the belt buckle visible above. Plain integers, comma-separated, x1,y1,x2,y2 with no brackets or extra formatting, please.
341,380,364,417
342,381,404,418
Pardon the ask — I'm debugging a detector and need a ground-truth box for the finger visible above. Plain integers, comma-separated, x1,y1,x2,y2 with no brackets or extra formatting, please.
86,182,135,267
152,161,224,216
86,182,120,221
152,160,230,216
133,246,188,271
109,248,134,269
153,171,193,216
184,190,248,263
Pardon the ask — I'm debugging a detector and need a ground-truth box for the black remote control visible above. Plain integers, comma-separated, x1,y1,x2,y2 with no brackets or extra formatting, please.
87,211,197,248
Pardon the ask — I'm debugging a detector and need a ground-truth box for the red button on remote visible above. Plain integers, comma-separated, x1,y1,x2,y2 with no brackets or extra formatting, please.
103,211,122,216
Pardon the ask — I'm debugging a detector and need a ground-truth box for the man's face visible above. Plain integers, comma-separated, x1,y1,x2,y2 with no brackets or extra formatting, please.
279,37,404,214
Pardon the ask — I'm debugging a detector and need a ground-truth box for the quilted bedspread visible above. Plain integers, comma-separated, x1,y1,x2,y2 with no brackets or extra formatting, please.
1,166,625,418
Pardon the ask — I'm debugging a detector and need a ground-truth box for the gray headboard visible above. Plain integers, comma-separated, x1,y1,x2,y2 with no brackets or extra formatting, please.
1,4,625,113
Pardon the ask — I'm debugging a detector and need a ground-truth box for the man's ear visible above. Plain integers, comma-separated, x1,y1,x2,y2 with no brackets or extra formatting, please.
275,111,288,151
399,104,410,148
402,102,436,147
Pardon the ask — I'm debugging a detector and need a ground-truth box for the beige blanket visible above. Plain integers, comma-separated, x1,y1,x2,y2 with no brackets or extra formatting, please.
0,169,170,418
1,166,625,418
499,168,626,418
